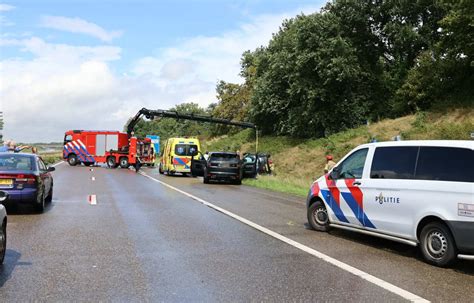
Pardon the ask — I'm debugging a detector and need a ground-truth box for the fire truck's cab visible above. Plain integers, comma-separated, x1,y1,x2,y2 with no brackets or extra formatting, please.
63,130,151,168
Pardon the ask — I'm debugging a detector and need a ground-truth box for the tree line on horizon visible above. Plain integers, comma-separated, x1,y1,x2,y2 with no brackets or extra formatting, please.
133,0,473,141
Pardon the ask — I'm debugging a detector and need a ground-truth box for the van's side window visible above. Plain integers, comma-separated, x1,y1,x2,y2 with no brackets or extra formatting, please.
370,147,418,179
338,148,368,179
415,147,474,182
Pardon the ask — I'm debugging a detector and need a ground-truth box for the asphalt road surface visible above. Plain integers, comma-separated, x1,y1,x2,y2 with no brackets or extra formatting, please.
1,163,473,302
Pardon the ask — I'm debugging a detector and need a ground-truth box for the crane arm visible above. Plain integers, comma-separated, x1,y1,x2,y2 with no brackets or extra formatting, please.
126,107,256,137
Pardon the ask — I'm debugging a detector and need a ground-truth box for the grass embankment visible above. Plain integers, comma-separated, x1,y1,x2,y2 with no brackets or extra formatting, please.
203,108,474,197
40,152,63,165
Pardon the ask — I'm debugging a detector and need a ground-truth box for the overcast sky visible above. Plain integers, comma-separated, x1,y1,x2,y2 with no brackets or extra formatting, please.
0,0,325,143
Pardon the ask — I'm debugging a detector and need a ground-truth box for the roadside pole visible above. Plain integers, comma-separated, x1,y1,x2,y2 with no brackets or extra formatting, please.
255,127,259,155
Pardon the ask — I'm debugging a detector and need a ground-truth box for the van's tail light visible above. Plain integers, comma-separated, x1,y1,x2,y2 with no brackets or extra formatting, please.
268,159,273,165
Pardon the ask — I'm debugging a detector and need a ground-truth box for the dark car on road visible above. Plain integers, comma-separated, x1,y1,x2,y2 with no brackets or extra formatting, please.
191,152,243,184
0,153,55,212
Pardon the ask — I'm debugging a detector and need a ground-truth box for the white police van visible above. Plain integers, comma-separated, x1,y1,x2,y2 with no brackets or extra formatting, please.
306,140,473,267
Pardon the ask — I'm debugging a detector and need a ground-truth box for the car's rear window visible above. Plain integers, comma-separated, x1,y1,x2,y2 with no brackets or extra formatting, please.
0,154,34,171
175,144,198,156
210,153,240,162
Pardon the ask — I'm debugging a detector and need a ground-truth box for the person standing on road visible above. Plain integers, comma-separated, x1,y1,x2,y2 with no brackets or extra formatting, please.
135,156,142,173
324,155,336,173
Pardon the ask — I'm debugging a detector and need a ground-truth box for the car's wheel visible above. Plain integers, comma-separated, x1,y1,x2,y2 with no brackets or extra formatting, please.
35,191,45,213
307,200,330,232
107,157,116,168
119,157,129,169
203,176,209,184
420,222,456,267
234,178,242,185
67,154,78,166
45,184,53,203
0,220,6,264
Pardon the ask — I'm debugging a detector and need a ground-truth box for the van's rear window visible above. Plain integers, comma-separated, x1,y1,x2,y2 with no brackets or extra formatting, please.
415,147,474,182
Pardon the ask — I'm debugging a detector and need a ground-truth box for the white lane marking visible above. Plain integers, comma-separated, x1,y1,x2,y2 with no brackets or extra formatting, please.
51,161,64,167
88,194,97,205
139,171,429,303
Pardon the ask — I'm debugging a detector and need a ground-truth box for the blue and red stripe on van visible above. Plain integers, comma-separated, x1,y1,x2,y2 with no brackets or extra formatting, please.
310,175,376,228
172,157,190,169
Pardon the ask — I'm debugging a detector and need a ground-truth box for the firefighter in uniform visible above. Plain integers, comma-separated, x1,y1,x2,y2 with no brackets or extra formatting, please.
324,155,336,173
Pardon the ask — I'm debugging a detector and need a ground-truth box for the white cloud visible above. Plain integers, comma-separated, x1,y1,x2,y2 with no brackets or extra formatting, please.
40,15,122,42
132,5,321,102
0,4,14,11
0,3,15,26
1,5,323,142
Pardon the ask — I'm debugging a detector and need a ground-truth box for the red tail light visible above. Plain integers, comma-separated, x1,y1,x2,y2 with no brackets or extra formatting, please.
0,173,36,187
269,159,273,165
15,174,37,184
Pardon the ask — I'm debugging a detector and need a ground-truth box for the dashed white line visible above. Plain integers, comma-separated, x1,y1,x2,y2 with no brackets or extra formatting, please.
139,171,429,303
88,194,97,205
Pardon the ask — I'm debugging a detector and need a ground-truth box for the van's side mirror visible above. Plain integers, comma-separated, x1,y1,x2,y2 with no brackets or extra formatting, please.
329,167,340,179
47,166,56,172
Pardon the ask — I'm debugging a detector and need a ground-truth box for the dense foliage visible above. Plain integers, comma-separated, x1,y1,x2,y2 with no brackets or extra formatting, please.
245,0,472,137
133,0,472,140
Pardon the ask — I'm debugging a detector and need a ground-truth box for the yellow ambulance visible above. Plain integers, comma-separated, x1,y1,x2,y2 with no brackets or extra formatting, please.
159,137,201,176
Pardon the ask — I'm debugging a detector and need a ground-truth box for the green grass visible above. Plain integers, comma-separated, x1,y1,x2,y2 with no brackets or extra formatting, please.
40,152,63,165
243,175,309,198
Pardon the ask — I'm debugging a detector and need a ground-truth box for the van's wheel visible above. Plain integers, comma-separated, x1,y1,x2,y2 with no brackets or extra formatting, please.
119,157,129,169
67,154,78,166
84,162,93,166
234,178,242,185
203,176,210,184
159,163,164,174
420,222,456,267
307,200,330,232
107,157,116,168
0,220,6,264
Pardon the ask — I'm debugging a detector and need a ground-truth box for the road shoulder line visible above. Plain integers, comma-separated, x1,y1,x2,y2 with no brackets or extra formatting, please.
139,172,429,303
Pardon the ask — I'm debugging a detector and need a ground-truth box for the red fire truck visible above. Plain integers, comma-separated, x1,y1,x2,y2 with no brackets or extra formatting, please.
63,130,152,168
63,108,256,169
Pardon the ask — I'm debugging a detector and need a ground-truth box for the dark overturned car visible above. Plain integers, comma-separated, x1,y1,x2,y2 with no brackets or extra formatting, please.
191,152,245,185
